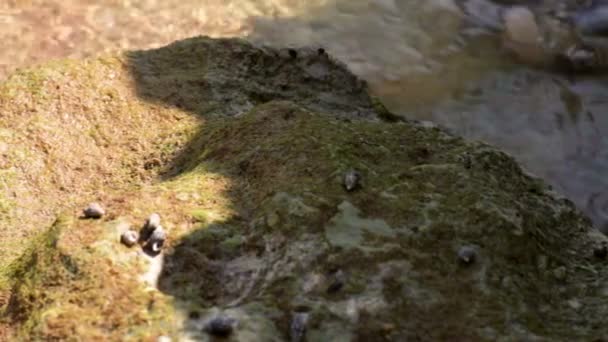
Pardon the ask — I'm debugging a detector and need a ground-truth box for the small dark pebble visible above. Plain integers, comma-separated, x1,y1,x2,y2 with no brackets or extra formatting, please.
288,49,298,59
318,47,326,55
458,246,477,265
327,269,346,293
204,316,237,337
594,244,608,259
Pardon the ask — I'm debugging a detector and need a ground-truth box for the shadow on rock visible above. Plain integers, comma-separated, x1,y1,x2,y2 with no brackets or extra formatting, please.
124,26,608,342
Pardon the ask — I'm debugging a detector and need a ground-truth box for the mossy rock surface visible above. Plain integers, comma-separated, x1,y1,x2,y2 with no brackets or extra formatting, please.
0,36,606,341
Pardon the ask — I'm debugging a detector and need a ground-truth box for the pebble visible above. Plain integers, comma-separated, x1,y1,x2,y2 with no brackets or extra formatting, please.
457,245,477,265
290,312,309,342
120,230,139,247
204,316,237,337
343,169,362,192
83,202,105,219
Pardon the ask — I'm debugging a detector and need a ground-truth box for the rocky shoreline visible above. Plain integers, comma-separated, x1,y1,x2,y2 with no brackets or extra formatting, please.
0,36,607,341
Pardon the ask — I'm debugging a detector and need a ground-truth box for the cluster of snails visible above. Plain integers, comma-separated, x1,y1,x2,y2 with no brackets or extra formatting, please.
121,213,167,254
82,203,166,254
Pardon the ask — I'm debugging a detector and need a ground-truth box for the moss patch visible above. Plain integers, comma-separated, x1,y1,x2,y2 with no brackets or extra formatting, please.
0,36,606,340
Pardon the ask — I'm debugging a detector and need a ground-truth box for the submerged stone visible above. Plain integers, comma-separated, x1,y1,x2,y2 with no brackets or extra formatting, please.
145,226,167,253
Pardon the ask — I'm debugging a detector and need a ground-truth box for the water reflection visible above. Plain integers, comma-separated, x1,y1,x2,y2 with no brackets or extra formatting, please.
244,0,608,231
248,0,502,107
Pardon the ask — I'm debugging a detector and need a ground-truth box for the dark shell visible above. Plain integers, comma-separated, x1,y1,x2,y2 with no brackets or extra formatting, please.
458,246,477,264
594,243,608,259
326,269,346,293
145,213,161,230
145,226,167,253
120,230,139,247
204,316,237,337
83,202,105,219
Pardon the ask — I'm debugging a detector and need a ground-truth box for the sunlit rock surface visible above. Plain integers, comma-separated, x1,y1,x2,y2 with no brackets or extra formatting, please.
1,37,607,341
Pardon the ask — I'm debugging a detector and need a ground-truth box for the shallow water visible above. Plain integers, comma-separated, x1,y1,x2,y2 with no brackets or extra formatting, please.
241,0,608,231
3,0,608,230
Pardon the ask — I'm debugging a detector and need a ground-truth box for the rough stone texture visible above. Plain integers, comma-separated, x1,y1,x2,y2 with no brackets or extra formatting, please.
161,98,608,341
1,36,607,341
127,37,376,120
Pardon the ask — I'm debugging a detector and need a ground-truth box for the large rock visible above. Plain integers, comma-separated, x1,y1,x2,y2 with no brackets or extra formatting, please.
1,36,607,341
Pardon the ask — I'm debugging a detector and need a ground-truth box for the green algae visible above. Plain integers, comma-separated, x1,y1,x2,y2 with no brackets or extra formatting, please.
325,201,395,250
0,36,606,341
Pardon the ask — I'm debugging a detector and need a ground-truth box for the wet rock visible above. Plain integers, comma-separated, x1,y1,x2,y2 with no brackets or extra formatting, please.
120,230,139,248
204,316,237,337
343,169,362,192
290,312,309,342
503,6,541,47
457,245,477,265
83,202,105,219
